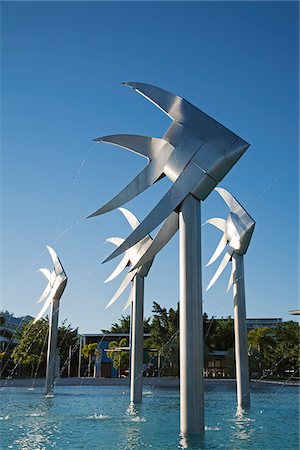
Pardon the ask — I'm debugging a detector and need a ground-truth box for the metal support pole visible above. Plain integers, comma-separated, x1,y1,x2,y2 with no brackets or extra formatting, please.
78,336,82,378
232,253,250,407
179,194,204,433
45,297,60,396
68,345,72,377
130,274,144,404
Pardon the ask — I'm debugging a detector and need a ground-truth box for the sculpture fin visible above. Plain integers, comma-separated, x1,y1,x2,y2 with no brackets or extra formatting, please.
118,207,140,230
39,268,51,281
104,253,130,283
105,269,137,309
215,187,244,214
122,82,223,138
36,282,51,304
87,147,172,218
206,250,233,292
34,293,54,323
205,218,226,232
206,234,227,266
94,134,170,161
102,163,200,263
123,291,133,311
46,246,65,277
131,211,179,270
227,262,235,292
106,237,125,247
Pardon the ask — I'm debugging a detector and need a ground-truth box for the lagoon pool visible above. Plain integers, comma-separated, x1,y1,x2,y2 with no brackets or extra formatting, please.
0,383,299,449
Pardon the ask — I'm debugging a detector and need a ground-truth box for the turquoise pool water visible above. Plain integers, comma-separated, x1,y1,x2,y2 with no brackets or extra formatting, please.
0,383,299,449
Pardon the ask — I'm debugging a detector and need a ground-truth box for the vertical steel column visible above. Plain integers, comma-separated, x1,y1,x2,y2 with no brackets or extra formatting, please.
45,297,60,396
232,253,250,407
130,274,144,404
78,336,82,378
179,194,204,433
67,345,72,377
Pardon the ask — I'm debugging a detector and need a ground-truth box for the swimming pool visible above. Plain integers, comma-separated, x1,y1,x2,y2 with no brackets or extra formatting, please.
0,382,299,449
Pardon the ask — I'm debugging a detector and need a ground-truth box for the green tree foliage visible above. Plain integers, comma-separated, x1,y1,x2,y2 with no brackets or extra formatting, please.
247,322,300,378
11,318,79,378
81,342,98,377
0,311,14,339
207,316,234,351
107,337,129,377
146,301,179,376
101,314,151,334
248,327,275,376
270,321,300,376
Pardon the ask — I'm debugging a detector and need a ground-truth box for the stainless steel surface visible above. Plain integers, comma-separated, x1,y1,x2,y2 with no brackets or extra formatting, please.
88,136,173,217
88,84,250,431
232,253,250,407
206,188,254,408
105,208,154,310
45,297,59,396
89,82,249,267
104,208,154,404
35,246,67,397
206,250,233,292
179,195,204,433
206,188,255,291
130,274,144,404
102,163,210,263
34,246,67,323
132,211,179,270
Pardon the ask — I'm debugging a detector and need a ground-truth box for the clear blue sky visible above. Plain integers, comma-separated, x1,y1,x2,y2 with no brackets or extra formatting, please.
1,1,299,333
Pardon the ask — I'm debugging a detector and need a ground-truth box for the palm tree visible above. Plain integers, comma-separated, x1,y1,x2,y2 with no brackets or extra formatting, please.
81,343,98,377
248,328,274,376
107,338,128,378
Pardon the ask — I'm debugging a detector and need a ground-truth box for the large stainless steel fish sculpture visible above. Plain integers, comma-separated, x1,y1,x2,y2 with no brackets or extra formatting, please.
88,82,249,265
34,246,67,323
104,207,153,310
205,187,255,292
205,187,255,408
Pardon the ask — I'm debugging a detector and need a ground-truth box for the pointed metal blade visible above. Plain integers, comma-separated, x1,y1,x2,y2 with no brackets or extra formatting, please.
206,250,232,292
34,293,54,323
93,135,170,161
206,234,227,267
39,268,51,281
36,282,51,304
205,218,227,232
123,82,223,138
106,237,125,247
104,253,130,283
227,261,235,292
105,270,138,309
123,291,133,311
131,211,179,270
87,145,173,218
118,207,140,230
215,187,244,215
46,246,66,277
102,162,201,263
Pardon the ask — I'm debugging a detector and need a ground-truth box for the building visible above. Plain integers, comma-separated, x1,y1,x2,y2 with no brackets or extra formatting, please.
80,333,152,378
246,318,282,329
0,311,34,351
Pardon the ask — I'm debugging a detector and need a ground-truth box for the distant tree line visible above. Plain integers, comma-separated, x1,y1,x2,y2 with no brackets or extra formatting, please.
1,306,299,380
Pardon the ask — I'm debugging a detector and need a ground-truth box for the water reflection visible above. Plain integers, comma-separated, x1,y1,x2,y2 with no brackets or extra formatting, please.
124,403,146,450
229,407,255,444
179,431,206,449
12,396,60,449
